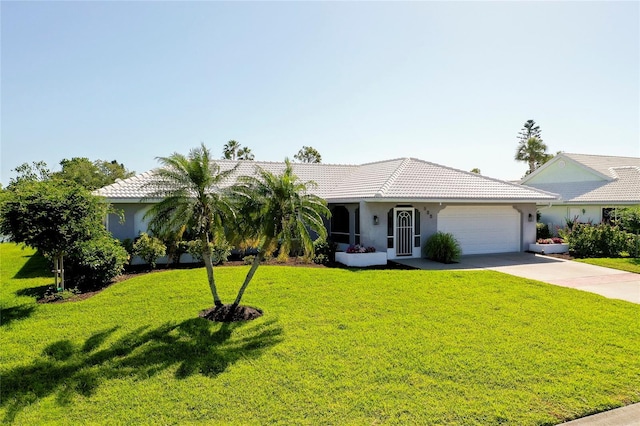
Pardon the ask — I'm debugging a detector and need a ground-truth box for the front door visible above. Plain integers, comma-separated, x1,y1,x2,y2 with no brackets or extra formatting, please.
395,208,414,256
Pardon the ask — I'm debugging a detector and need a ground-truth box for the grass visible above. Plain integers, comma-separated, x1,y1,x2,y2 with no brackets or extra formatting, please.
576,257,640,274
2,243,639,425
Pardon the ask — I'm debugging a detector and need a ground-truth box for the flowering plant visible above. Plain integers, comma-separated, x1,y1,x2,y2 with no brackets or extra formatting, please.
346,244,376,253
536,237,564,244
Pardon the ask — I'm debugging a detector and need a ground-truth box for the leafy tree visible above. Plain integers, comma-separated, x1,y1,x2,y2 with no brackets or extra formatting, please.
470,168,481,174
237,147,255,161
229,158,330,308
294,146,322,163
54,157,134,190
144,143,236,307
515,120,552,175
8,161,51,188
0,179,123,289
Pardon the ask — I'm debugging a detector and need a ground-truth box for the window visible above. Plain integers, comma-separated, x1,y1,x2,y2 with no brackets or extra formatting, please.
414,209,421,248
355,207,360,245
602,208,617,224
387,208,394,248
331,206,350,244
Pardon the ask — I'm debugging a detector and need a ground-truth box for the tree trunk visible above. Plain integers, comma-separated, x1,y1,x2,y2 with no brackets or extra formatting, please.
232,251,262,308
203,244,223,307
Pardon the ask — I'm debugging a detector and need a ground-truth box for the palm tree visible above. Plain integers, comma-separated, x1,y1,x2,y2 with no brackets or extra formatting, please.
144,143,236,307
237,147,255,161
229,158,330,308
222,140,241,160
515,136,552,175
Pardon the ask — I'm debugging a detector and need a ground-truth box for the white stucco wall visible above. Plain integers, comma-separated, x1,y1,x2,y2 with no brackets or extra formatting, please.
538,205,605,234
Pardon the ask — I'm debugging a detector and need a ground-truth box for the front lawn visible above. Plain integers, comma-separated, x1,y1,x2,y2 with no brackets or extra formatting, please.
2,243,639,425
576,257,640,274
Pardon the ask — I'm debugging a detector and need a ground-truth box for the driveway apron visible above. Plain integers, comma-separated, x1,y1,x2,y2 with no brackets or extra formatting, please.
397,253,640,304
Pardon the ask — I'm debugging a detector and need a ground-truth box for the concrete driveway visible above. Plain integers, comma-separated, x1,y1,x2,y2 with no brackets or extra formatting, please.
397,253,640,304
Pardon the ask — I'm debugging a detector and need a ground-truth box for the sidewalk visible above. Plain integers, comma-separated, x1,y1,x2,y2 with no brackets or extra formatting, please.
560,403,640,425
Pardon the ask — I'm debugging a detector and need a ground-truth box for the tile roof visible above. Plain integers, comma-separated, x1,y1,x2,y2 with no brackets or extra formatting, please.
522,153,640,204
95,158,558,203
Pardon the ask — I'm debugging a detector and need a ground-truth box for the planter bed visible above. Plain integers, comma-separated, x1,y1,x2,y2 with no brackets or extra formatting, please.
529,243,569,254
335,251,388,267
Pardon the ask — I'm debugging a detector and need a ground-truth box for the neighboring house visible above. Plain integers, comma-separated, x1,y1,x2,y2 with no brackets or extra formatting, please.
520,153,640,232
95,157,557,259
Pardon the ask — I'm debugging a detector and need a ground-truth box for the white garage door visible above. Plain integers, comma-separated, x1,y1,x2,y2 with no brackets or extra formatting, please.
437,206,521,255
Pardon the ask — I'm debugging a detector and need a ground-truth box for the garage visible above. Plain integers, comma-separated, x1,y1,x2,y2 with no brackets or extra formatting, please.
437,206,521,255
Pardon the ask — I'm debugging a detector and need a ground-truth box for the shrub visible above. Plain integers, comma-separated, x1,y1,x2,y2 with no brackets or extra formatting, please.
133,233,167,269
536,237,564,244
186,239,232,265
536,223,551,239
423,232,462,264
616,207,640,234
243,255,256,265
567,223,632,258
346,244,376,253
121,238,135,264
313,238,337,265
66,235,128,290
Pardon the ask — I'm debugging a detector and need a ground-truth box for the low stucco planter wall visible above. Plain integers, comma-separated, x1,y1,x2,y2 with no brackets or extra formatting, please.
529,243,569,254
335,252,388,267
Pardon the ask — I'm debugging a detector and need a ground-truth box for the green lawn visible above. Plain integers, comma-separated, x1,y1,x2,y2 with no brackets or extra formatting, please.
2,243,639,425
576,257,640,274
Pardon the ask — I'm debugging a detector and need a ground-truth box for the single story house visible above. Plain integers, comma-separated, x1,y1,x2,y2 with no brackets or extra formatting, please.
520,153,640,232
95,157,558,260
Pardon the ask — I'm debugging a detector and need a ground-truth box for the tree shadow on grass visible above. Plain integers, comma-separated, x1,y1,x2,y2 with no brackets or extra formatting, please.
0,317,283,423
0,304,35,327
13,251,51,279
15,284,52,300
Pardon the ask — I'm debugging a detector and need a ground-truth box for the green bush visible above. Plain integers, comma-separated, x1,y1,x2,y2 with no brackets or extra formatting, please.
423,232,462,264
133,233,167,269
567,223,633,258
313,238,337,265
66,235,128,290
186,239,232,265
617,207,640,234
536,222,551,239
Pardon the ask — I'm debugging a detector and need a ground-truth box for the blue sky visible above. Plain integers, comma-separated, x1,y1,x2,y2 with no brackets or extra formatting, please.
2,1,638,184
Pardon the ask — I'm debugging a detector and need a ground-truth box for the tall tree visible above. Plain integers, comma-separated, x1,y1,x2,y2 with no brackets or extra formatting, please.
54,158,134,190
294,146,322,163
229,159,330,309
470,168,481,174
222,140,241,160
515,136,552,175
144,144,236,307
237,147,255,161
515,120,552,175
517,119,543,143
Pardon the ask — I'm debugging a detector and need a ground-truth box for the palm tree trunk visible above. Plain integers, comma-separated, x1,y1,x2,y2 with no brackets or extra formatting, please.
203,244,223,307
232,251,262,308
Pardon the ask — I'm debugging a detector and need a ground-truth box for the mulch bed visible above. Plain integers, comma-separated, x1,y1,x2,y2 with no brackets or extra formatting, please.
199,304,263,322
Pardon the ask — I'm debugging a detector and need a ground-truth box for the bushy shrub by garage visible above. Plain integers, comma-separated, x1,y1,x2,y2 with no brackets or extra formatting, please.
423,232,462,264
